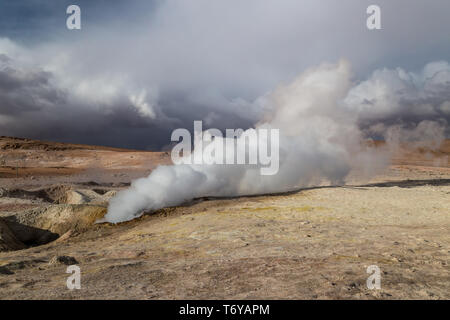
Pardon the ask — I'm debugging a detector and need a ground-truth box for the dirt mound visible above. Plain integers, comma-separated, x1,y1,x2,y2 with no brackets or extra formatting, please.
0,188,55,203
0,185,72,203
1,205,107,249
0,185,117,206
44,185,74,203
6,204,106,235
60,188,116,205
0,185,112,249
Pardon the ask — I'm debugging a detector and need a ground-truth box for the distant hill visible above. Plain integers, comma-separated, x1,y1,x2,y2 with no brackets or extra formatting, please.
0,136,144,152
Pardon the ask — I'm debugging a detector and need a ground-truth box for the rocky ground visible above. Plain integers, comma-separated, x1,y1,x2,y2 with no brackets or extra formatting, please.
0,136,449,299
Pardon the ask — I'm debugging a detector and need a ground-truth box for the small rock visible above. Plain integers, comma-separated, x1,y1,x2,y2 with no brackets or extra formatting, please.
49,255,78,266
0,266,14,275
346,282,357,290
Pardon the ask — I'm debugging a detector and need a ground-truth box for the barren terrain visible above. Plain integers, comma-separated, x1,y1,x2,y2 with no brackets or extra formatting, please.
0,136,449,299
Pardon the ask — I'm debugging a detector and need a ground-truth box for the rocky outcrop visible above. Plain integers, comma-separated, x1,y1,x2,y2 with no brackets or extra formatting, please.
5,205,107,240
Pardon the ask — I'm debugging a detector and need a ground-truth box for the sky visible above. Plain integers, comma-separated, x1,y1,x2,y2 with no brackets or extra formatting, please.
0,0,449,149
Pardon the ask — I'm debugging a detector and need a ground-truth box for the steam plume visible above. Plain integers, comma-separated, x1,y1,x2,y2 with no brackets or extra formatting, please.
105,60,388,223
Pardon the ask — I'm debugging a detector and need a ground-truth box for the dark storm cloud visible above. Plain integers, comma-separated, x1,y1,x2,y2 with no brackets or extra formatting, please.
0,0,449,149
0,50,252,149
344,61,450,143
0,54,64,116
346,61,450,121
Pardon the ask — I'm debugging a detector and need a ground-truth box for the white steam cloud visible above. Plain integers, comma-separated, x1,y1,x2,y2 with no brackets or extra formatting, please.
104,60,387,223
105,60,449,223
